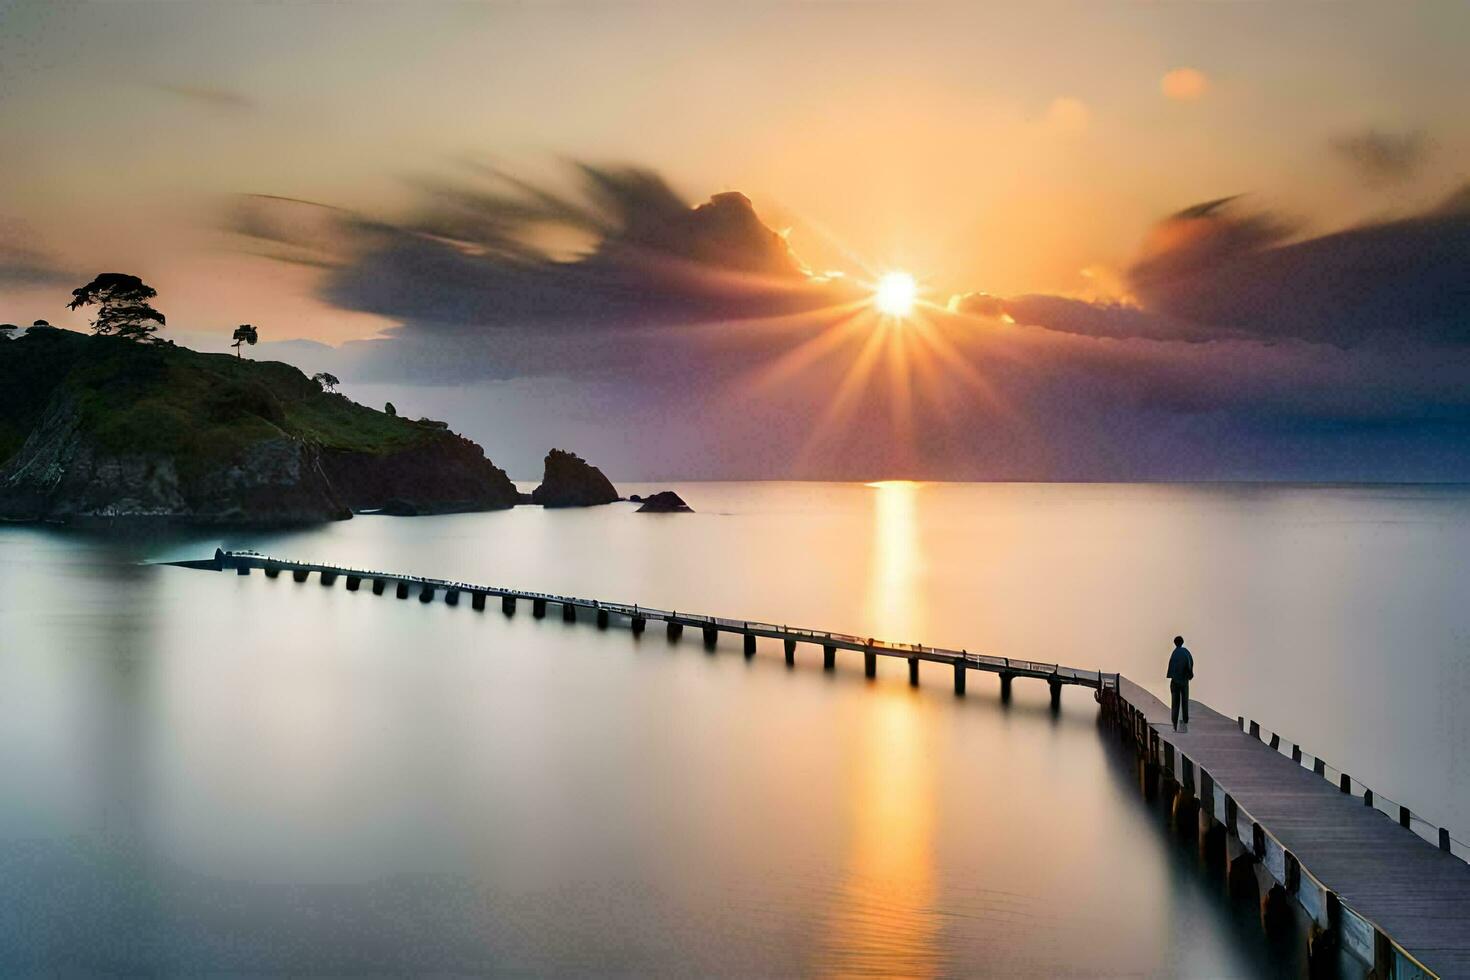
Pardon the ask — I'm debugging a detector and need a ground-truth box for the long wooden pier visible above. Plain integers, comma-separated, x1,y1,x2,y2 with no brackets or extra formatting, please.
1108,680,1470,978
177,549,1470,977
177,550,1111,702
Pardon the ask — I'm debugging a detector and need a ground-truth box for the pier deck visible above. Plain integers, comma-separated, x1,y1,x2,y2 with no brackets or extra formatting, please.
1117,679,1470,978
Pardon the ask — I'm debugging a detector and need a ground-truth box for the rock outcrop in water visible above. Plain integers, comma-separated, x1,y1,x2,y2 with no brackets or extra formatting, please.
636,490,693,513
0,329,520,524
529,448,620,507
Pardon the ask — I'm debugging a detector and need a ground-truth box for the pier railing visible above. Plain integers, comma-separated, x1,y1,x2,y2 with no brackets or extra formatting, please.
1237,715,1469,865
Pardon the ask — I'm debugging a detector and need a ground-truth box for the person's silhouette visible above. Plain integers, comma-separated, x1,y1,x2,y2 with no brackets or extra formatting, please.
1166,635,1194,732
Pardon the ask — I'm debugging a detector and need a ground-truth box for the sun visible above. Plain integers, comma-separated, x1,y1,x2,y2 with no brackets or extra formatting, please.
874,271,917,317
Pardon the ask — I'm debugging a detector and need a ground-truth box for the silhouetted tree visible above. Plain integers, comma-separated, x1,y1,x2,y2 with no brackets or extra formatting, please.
384,401,396,416
0,323,16,341
312,371,340,392
67,273,165,342
31,319,51,329
231,323,258,358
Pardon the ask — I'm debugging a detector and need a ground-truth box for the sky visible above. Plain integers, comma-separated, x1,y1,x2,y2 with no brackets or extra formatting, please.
1,1,1468,480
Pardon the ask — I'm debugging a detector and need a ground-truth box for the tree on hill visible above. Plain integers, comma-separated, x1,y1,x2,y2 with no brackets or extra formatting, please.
0,324,16,340
67,274,165,342
384,401,396,416
31,319,52,329
312,371,340,392
231,323,258,358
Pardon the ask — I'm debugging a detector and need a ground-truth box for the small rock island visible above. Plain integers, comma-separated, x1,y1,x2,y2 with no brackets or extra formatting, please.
529,448,620,507
636,490,693,513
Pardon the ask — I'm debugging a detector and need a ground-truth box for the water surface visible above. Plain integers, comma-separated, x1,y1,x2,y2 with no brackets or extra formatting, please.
2,481,1465,974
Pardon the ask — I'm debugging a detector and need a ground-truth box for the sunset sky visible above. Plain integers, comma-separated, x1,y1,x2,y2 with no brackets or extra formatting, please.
2,1,1468,480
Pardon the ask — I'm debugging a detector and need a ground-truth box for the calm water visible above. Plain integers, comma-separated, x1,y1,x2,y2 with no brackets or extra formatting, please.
2,481,1467,975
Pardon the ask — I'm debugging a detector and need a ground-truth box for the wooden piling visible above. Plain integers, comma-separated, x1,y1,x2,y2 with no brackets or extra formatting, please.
743,633,756,658
236,565,250,576
396,581,409,599
784,638,796,666
1000,672,1013,701
293,569,309,583
445,588,459,606
533,598,546,618
346,575,361,591
265,565,281,579
471,591,486,611
1049,676,1062,709
321,571,338,586
702,626,718,649
371,578,385,594
631,615,645,635
822,645,835,670
597,608,609,629
562,601,576,623
502,595,516,615
667,620,683,641
419,584,434,603
908,657,919,686
953,661,966,695
864,650,876,678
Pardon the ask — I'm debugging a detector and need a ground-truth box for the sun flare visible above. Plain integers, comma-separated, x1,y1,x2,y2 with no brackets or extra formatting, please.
874,271,917,318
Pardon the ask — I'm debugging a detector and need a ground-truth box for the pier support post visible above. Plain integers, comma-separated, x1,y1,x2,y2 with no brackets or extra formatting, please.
419,584,434,603
237,565,250,576
502,595,516,615
744,633,756,658
396,581,409,599
908,657,919,686
472,591,486,611
823,645,835,670
293,569,309,583
265,565,281,579
346,575,360,591
667,621,683,641
1000,672,1013,702
1049,676,1062,710
864,650,876,678
562,601,576,623
784,638,796,666
321,571,337,587
631,615,646,635
445,588,459,607
597,608,609,629
533,598,546,618
953,662,966,695
372,578,385,594
703,626,718,649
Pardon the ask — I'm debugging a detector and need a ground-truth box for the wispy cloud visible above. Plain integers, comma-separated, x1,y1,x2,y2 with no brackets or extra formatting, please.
152,81,254,113
1330,128,1430,185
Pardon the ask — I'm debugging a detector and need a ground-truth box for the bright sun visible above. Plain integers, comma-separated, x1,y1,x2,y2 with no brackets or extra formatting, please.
874,271,917,317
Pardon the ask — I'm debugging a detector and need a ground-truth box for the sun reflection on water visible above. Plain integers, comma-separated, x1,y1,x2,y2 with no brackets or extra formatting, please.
815,479,940,976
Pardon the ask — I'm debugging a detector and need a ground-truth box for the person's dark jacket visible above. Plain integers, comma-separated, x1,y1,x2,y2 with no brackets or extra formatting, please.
1167,646,1194,682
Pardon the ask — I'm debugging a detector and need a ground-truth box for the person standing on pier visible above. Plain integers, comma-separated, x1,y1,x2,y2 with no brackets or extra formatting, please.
1167,636,1194,732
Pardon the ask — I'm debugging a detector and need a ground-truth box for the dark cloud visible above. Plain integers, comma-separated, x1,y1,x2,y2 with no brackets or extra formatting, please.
1330,128,1430,185
234,162,1470,480
233,164,859,347
0,227,71,288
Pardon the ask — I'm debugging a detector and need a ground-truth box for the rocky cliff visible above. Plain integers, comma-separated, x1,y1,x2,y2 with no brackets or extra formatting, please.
529,448,620,507
0,330,519,524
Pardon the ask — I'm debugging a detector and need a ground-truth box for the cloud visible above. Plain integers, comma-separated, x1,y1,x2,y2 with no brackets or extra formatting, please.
152,82,254,113
1330,128,1430,185
1043,97,1090,132
0,222,72,288
1160,68,1209,101
232,161,1470,480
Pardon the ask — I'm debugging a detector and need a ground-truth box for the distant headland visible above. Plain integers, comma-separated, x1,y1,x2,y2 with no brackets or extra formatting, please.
0,274,682,526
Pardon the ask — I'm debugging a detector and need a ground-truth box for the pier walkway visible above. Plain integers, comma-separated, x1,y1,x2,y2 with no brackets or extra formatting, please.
176,550,1470,978
1112,679,1469,978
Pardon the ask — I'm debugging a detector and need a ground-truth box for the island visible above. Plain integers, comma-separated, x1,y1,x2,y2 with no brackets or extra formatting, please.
0,328,520,524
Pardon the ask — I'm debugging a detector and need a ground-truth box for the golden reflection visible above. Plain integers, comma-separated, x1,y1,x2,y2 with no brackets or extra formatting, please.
814,480,939,976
